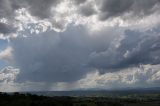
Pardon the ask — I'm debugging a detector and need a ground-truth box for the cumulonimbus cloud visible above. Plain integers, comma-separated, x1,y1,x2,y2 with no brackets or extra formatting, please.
8,24,160,84
0,0,160,91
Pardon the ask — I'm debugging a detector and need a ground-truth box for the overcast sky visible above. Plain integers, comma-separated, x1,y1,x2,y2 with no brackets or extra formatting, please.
0,0,160,92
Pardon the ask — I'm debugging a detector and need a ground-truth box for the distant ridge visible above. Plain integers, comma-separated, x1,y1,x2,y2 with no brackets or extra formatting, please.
23,87,160,97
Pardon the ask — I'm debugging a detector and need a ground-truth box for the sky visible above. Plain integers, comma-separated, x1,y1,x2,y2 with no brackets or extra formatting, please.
0,0,160,92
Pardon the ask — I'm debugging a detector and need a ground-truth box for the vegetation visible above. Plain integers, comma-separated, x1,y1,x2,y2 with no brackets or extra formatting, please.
0,92,160,106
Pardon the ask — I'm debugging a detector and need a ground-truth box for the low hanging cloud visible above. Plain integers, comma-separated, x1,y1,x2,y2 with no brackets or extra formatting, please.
1,64,160,91
0,66,19,83
76,64,160,90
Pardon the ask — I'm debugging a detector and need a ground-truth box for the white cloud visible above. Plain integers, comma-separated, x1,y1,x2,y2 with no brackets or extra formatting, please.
0,66,19,83
0,46,13,62
0,66,20,92
0,64,160,92
75,64,160,89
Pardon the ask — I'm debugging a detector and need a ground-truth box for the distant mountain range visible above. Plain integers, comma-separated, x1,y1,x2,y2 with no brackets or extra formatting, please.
23,87,160,97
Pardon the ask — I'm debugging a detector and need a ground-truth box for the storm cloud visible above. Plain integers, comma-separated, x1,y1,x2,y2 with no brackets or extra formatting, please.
11,25,119,83
0,0,62,35
0,0,160,91
0,0,160,36
8,24,160,84
96,0,160,20
0,0,61,19
0,23,16,34
89,29,160,71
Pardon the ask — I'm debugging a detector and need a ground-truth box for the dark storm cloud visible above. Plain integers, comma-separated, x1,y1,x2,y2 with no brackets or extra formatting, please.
10,24,160,83
88,29,160,72
117,30,160,66
0,0,21,35
1,0,160,83
10,25,119,83
0,0,160,35
96,0,160,20
11,26,92,82
0,23,16,34
0,0,18,18
0,0,61,19
73,0,87,5
78,3,97,16
0,0,62,34
25,0,60,19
